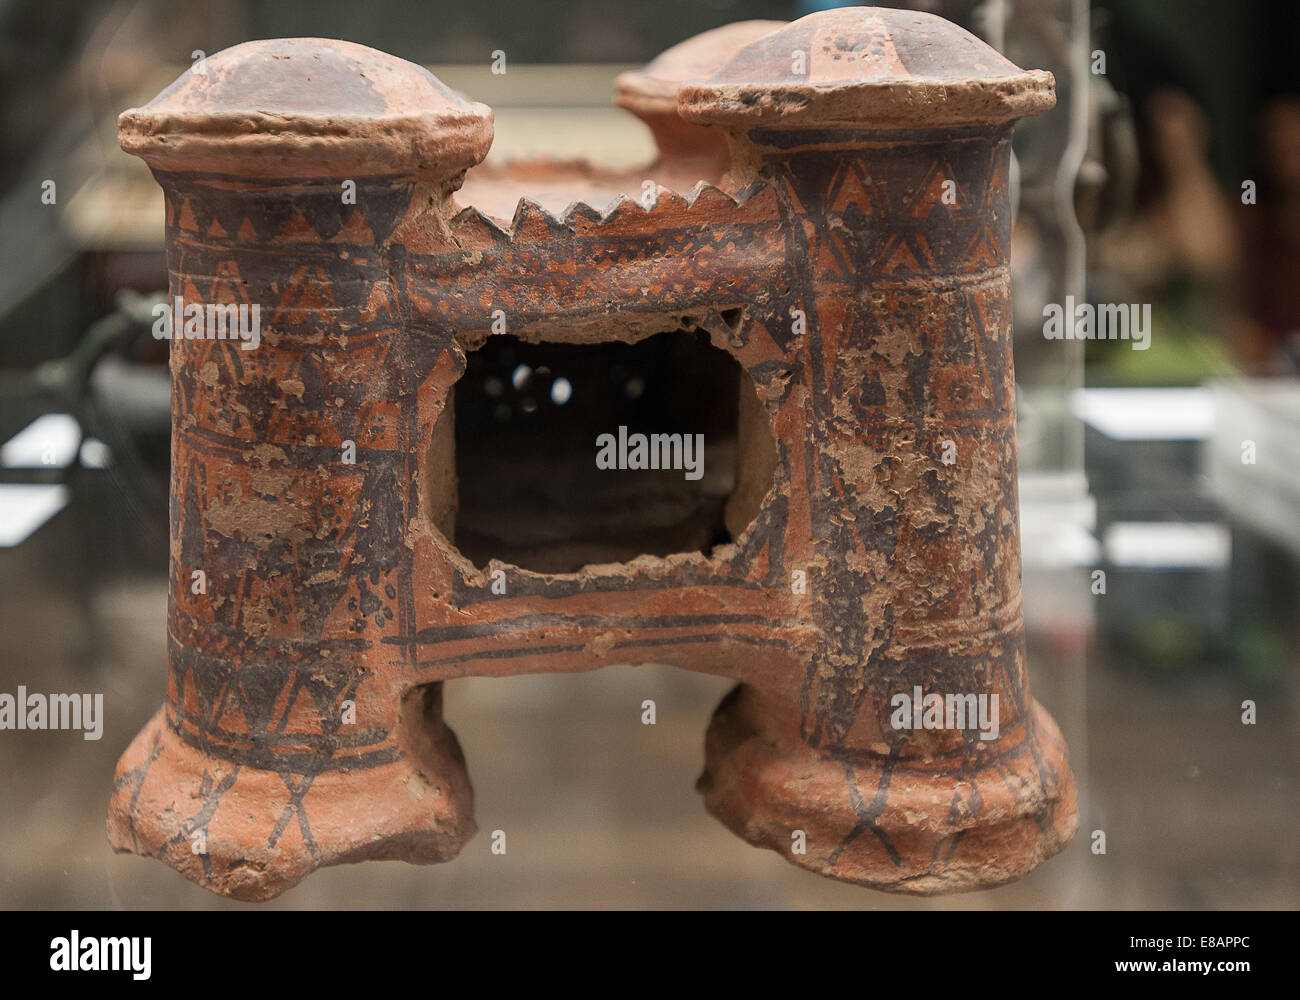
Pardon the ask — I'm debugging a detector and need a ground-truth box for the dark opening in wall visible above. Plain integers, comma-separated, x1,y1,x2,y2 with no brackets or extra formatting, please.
443,328,773,574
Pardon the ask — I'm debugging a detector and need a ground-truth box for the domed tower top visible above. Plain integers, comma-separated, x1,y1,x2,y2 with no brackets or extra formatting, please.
615,20,786,174
615,20,786,117
677,6,1055,130
118,37,493,181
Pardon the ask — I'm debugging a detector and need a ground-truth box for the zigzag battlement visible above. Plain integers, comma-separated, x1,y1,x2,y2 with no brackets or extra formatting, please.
449,180,776,251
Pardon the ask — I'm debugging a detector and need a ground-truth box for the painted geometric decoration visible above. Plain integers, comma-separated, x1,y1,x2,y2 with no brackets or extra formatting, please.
110,9,1076,900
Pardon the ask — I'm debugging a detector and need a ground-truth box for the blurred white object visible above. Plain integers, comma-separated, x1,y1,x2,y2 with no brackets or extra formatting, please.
1103,521,1230,569
1205,378,1300,558
0,413,81,468
0,484,69,546
1018,470,1099,568
1070,387,1215,441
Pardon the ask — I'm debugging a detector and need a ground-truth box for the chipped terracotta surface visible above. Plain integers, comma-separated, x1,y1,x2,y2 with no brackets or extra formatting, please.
678,7,1057,130
109,8,1077,901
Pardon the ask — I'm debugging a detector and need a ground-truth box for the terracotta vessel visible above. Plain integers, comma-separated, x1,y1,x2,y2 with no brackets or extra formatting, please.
110,7,1077,901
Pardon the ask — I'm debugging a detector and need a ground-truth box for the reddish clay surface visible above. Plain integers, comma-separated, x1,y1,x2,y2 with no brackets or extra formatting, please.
110,7,1077,901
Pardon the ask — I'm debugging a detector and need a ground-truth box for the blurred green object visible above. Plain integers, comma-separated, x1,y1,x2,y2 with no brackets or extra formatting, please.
1230,623,1289,687
1129,615,1210,672
1101,326,1236,385
1087,274,1238,386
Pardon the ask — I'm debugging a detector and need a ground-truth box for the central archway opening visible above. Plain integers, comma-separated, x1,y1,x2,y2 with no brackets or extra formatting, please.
445,328,774,574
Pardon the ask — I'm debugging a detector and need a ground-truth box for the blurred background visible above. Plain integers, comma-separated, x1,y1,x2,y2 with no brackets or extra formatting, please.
0,0,1296,909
